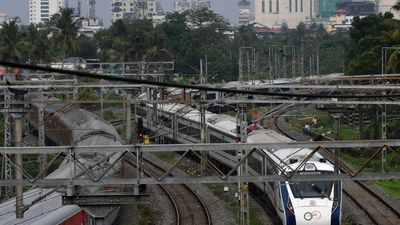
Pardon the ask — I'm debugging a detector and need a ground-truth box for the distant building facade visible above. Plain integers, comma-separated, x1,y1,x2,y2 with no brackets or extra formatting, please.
254,0,319,28
0,12,12,25
29,0,65,25
336,0,376,16
0,12,21,29
174,0,211,13
152,1,166,27
325,12,359,33
318,0,338,18
111,0,157,22
378,0,400,18
238,0,251,26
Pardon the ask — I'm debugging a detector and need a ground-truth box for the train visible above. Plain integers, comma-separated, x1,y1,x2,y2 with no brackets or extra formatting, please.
0,97,123,225
247,130,342,225
138,98,342,225
0,92,342,225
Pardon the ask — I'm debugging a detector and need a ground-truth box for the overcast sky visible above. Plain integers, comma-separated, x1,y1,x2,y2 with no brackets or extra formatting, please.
0,0,247,26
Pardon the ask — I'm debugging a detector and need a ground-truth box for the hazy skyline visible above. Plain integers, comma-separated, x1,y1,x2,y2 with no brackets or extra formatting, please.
0,0,246,26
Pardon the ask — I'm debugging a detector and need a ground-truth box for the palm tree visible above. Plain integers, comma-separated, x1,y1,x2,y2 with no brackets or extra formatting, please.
383,29,400,73
52,7,79,62
0,19,22,61
392,1,400,12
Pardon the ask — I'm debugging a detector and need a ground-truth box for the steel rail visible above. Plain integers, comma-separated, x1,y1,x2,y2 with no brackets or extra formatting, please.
124,158,180,225
139,156,211,225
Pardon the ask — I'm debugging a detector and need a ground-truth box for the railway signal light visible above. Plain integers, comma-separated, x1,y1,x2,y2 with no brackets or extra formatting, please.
137,118,144,141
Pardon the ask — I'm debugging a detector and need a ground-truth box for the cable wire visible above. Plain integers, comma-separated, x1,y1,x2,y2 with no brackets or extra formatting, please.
0,60,398,99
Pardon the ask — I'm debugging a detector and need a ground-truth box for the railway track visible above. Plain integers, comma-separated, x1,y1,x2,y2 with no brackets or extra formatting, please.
274,112,400,225
125,155,212,225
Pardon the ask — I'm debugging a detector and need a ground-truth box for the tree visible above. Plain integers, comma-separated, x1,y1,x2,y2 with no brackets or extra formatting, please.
392,1,400,12
0,19,22,61
52,7,79,61
345,13,394,74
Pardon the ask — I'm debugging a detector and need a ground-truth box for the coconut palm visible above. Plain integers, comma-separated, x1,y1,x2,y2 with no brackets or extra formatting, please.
392,1,400,12
0,19,22,61
52,7,79,62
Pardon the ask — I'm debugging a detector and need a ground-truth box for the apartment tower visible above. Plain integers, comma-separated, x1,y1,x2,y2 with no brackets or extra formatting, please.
29,0,65,24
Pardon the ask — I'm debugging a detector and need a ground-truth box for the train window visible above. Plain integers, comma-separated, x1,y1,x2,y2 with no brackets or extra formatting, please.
289,171,333,198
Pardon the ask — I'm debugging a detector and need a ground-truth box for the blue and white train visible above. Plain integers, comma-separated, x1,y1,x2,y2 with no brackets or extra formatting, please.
247,130,342,225
145,100,343,225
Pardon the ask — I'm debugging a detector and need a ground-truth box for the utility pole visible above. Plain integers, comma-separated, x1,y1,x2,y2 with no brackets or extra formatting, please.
200,58,208,175
14,113,24,218
1,92,13,199
239,47,255,85
38,89,47,176
238,105,249,225
381,94,387,172
239,48,244,85
126,94,132,145
332,112,342,202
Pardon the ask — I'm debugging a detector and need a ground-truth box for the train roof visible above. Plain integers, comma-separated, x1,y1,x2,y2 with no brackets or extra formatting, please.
0,188,80,225
247,129,293,143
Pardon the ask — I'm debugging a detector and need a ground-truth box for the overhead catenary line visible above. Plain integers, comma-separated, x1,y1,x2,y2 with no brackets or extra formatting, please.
1,60,399,99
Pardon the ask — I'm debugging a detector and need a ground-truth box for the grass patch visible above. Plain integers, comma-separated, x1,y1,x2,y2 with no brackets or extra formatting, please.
374,180,400,200
342,214,359,225
341,152,400,199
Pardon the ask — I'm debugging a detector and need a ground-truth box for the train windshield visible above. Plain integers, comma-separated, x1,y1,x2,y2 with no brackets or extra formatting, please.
289,171,334,199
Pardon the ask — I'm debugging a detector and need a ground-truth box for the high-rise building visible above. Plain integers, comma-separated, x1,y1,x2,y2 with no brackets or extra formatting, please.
318,0,338,18
174,0,211,13
111,0,157,22
238,0,251,26
336,0,376,16
254,0,318,28
29,0,65,25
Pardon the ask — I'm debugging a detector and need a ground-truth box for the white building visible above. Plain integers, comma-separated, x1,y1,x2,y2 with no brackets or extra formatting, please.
325,13,359,33
377,0,400,19
153,1,166,26
111,0,157,22
0,12,12,25
29,0,65,25
238,0,251,26
174,0,211,13
254,0,318,28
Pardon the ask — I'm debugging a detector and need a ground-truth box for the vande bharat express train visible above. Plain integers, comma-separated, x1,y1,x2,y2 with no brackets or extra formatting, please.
247,130,342,225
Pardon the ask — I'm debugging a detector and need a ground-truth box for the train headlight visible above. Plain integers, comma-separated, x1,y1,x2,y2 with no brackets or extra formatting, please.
304,163,316,171
287,199,295,215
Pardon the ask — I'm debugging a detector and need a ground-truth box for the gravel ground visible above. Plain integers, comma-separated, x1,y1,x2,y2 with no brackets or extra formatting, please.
144,153,238,225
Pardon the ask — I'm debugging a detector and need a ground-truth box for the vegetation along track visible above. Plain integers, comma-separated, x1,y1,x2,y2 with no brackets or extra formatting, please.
274,111,400,225
125,156,212,225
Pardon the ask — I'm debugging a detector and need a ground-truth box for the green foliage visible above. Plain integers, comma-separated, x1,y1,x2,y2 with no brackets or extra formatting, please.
345,13,400,74
52,7,79,60
0,19,22,61
76,36,97,59
374,180,400,199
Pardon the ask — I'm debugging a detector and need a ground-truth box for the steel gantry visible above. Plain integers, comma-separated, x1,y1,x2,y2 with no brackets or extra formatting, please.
0,140,400,187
